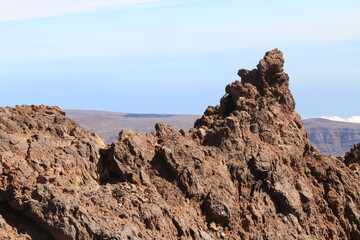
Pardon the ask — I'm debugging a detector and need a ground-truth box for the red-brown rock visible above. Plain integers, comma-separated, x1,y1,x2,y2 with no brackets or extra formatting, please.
0,50,359,239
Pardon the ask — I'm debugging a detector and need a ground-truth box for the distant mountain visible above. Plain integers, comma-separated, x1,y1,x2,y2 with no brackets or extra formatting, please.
65,110,360,157
303,118,360,156
64,109,200,143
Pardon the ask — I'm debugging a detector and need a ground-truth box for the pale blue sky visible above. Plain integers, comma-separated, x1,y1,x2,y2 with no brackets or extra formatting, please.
1,0,359,118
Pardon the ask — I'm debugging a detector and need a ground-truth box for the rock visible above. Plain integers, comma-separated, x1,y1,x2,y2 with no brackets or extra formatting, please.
271,178,302,213
0,50,359,239
344,143,360,167
202,195,231,227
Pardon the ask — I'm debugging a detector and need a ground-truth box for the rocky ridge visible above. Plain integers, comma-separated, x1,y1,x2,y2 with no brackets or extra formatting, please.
0,49,359,239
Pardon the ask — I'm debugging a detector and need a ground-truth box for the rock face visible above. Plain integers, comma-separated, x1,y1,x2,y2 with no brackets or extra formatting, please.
0,49,359,239
345,143,360,168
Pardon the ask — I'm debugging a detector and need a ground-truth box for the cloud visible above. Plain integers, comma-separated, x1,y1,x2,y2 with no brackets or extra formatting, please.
319,116,360,124
0,0,164,21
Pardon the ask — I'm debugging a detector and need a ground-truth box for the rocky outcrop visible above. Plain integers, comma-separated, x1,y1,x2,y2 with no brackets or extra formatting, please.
0,49,359,239
345,143,360,168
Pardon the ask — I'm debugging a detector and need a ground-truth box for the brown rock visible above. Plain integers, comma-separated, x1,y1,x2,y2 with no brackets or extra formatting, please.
0,50,359,239
345,143,360,167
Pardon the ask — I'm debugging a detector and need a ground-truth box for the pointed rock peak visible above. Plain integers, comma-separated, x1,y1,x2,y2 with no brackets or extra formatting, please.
197,49,295,123
238,48,289,93
257,48,284,75
195,49,305,151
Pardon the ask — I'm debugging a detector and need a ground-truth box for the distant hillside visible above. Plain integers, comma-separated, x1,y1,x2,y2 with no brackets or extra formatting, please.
65,109,200,143
65,110,360,156
303,118,360,156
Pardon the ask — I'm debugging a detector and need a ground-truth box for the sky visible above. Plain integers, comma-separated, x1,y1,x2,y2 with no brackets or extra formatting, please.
1,0,360,120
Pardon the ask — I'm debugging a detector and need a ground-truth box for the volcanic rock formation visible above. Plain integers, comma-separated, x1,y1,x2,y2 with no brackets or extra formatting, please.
345,143,360,168
0,49,359,239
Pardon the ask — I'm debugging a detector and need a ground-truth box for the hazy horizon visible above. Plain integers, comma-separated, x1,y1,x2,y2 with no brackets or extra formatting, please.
1,0,359,119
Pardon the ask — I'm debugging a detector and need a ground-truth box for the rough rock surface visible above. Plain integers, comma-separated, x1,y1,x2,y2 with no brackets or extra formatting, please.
0,49,359,239
345,143,360,169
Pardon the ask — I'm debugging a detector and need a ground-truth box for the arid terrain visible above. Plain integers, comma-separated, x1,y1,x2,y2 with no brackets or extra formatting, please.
0,49,359,239
64,110,199,143
65,110,360,157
